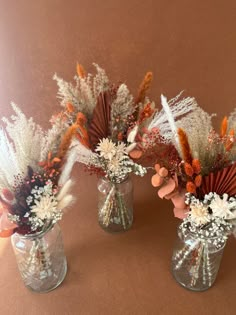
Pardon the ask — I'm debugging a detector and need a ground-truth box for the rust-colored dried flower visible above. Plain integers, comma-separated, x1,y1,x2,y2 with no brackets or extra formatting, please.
184,162,194,177
177,128,193,164
57,124,79,160
117,132,123,141
66,103,75,113
194,174,202,187
135,72,153,105
192,159,201,174
186,181,196,194
139,103,154,123
76,63,86,78
220,116,228,138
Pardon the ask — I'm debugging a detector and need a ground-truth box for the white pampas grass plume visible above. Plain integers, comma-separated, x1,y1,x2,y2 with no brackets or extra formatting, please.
57,194,75,211
58,139,94,186
58,145,78,186
126,142,137,153
148,93,198,147
160,94,179,149
57,179,73,201
127,125,138,143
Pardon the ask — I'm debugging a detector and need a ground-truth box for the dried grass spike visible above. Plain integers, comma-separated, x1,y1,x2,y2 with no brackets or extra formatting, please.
186,181,196,194
177,128,193,164
76,63,86,78
220,116,228,137
184,163,194,176
192,159,201,174
57,124,78,161
135,72,153,104
194,175,202,187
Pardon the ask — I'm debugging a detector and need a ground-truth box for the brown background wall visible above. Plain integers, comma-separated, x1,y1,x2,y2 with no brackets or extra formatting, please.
0,1,236,314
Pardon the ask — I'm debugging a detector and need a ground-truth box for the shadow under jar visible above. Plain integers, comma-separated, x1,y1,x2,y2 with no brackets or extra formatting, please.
171,226,226,291
97,176,133,233
11,223,67,293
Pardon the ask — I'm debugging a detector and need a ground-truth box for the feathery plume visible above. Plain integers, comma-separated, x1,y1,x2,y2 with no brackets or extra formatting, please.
57,124,78,161
135,72,153,104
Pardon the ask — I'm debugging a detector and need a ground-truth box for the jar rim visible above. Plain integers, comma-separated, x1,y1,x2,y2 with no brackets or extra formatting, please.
14,221,54,240
100,174,130,184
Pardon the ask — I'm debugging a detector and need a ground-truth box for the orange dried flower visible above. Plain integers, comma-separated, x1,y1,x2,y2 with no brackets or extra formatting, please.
194,175,202,187
117,132,123,141
76,63,86,78
192,159,201,174
135,72,153,105
186,181,196,194
57,124,79,160
66,103,75,113
76,112,87,125
220,116,228,137
139,103,154,123
177,128,193,164
184,162,194,177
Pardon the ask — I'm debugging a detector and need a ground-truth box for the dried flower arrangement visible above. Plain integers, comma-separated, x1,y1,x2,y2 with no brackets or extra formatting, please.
53,64,199,231
151,94,236,289
53,64,155,230
0,104,76,238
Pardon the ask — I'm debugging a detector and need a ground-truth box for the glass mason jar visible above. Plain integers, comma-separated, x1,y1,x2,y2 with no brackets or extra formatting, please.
11,223,67,293
171,226,226,291
97,176,133,233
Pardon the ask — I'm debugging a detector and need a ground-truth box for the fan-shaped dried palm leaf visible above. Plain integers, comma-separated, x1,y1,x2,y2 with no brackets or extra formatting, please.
201,162,236,196
88,90,111,150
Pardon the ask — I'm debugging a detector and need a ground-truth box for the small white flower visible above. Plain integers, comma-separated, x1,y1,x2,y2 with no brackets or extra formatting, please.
210,193,236,219
190,202,210,226
31,195,58,220
95,138,116,160
116,142,127,157
108,156,121,173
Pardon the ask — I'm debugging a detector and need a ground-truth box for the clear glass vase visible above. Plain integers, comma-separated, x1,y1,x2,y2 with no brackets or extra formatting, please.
97,176,133,233
11,223,67,293
171,226,226,291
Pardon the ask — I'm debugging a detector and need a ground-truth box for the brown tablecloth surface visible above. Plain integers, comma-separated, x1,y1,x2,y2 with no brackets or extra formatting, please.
1,1,236,314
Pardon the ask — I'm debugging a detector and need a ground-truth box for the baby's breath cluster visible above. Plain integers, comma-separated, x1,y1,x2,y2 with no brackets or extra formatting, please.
91,138,147,183
180,192,236,246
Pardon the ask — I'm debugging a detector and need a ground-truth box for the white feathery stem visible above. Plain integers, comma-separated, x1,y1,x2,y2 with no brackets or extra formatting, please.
57,179,73,201
161,94,180,150
58,146,78,186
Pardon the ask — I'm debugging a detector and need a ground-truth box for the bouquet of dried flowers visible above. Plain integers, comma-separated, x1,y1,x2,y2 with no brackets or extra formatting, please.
53,64,198,231
151,94,236,290
0,104,76,237
0,104,78,291
53,63,152,230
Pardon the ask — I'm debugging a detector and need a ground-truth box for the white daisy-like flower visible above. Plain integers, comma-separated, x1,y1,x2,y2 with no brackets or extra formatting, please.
116,142,126,154
95,138,116,160
189,202,210,226
31,195,58,220
210,193,236,219
108,156,122,173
